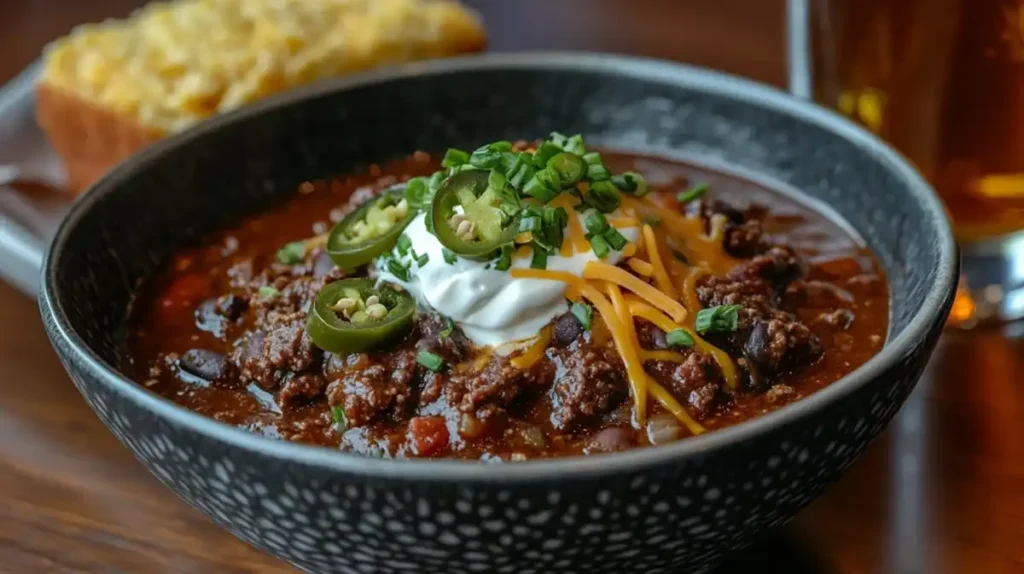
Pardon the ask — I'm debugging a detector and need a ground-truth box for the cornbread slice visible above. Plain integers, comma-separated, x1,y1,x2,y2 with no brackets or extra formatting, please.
37,0,486,193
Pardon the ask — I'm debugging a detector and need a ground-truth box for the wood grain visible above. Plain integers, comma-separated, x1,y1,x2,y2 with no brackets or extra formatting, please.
2,1,1022,573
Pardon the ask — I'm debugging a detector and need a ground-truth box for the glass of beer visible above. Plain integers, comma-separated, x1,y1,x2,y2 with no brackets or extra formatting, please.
788,0,1024,325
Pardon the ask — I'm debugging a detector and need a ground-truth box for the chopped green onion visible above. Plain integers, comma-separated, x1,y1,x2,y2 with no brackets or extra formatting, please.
532,142,563,168
587,180,621,213
547,152,586,187
549,132,569,149
416,253,430,267
666,329,696,348
396,234,412,256
642,216,661,227
671,250,687,263
584,212,609,235
519,216,543,233
404,177,431,210
563,134,586,156
583,152,610,181
442,148,470,168
488,169,521,216
330,405,348,429
442,248,458,265
447,164,479,175
540,206,567,250
257,285,279,299
523,170,559,203
499,151,522,174
587,164,610,181
530,248,549,269
694,304,742,334
416,350,445,372
468,141,512,170
677,182,709,204
603,227,628,250
427,171,445,191
589,234,610,258
469,149,501,170
570,302,593,331
612,171,649,197
507,160,536,190
386,258,411,282
494,243,514,271
276,241,306,265
440,316,455,338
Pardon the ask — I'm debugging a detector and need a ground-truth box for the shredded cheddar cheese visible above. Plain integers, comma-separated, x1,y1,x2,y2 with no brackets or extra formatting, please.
626,258,654,277
626,295,738,389
608,216,641,228
579,283,649,424
620,195,738,276
650,380,706,435
622,243,638,258
641,224,677,299
641,349,688,363
511,325,552,369
681,265,705,326
625,296,677,333
583,261,687,324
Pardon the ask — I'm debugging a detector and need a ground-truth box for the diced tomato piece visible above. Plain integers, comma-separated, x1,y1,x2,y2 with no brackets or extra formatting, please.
408,416,450,457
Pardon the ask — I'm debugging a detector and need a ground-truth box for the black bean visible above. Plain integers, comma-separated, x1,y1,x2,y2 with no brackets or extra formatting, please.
552,312,583,347
179,349,230,382
216,293,249,319
744,321,772,367
194,299,222,334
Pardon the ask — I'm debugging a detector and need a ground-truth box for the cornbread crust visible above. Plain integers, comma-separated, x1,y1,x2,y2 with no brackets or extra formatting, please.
36,84,165,192
36,0,486,194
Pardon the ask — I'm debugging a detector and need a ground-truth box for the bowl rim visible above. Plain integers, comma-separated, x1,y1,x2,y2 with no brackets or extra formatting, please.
40,52,958,482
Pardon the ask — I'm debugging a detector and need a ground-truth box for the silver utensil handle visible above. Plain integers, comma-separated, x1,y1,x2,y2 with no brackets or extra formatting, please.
786,0,813,101
0,187,47,296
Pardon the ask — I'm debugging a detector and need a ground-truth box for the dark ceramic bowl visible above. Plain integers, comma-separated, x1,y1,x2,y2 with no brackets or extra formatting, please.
39,53,957,573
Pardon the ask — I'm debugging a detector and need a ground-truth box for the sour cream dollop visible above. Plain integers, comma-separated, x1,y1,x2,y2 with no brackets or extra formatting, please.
376,211,639,347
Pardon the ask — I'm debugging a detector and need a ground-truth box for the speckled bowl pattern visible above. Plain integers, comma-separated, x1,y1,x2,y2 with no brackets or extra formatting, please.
40,54,957,574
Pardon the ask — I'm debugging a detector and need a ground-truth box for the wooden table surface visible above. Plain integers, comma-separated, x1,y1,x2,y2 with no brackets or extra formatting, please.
2,1,1023,573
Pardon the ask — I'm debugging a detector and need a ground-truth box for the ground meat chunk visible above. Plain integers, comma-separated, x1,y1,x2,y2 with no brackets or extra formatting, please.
227,258,255,289
447,358,553,419
278,373,328,407
724,219,768,257
548,346,628,430
764,384,798,404
697,275,774,323
326,351,418,426
743,318,822,376
231,311,321,389
648,353,725,419
817,308,855,330
727,245,803,287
